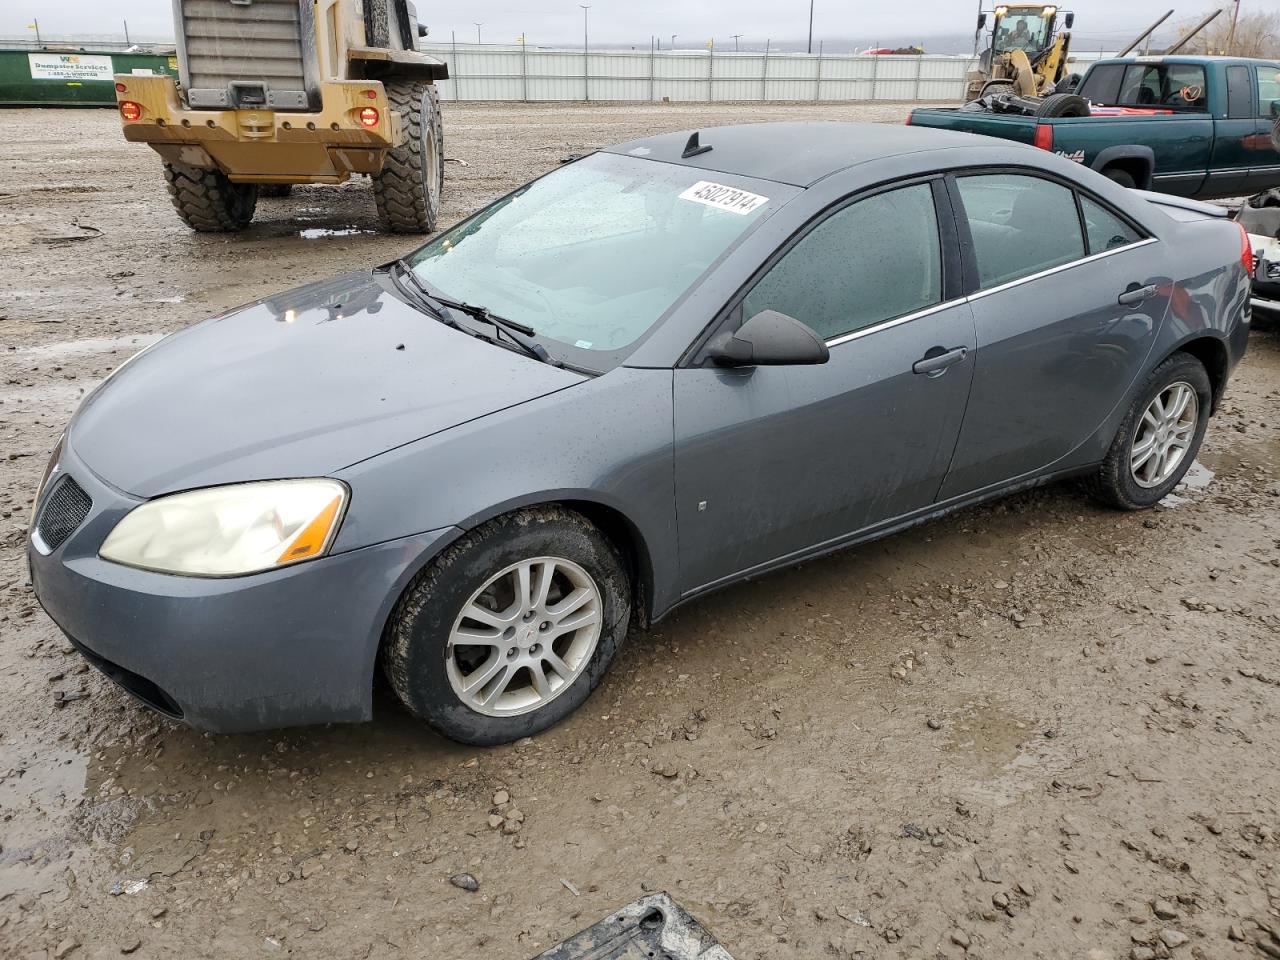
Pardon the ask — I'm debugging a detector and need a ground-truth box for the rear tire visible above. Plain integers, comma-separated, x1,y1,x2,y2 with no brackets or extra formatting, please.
383,507,631,745
373,80,443,233
258,184,293,198
1090,352,1211,510
1101,167,1137,189
1035,93,1090,118
162,162,256,232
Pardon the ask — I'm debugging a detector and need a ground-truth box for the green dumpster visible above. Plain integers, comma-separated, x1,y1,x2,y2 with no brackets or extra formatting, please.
0,48,178,107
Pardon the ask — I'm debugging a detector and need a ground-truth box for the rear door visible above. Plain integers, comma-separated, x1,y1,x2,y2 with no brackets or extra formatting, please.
938,170,1166,500
1211,64,1261,197
672,179,976,593
1247,63,1280,193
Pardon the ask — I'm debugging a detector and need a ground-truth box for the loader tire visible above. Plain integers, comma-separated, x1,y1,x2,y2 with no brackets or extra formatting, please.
258,184,293,198
162,162,257,232
1036,93,1090,118
373,80,443,233
363,0,390,46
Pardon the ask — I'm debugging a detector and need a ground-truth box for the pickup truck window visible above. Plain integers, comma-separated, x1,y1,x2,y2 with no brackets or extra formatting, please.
1258,66,1280,117
1080,197,1142,254
1226,66,1252,119
956,174,1085,290
1081,62,1208,111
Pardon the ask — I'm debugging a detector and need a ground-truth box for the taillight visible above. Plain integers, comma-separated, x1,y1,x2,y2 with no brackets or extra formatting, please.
1237,221,1253,275
119,100,142,121
115,82,127,93
904,112,914,126
1033,123,1053,151
362,89,377,99
358,107,379,127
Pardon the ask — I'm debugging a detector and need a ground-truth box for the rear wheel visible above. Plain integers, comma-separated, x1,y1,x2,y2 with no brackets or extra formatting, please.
373,80,443,233
258,184,293,198
384,507,631,745
1090,353,1211,510
1102,167,1137,189
162,162,256,232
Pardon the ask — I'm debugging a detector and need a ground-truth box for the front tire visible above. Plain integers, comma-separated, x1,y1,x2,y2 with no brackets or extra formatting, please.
162,162,257,232
373,80,443,233
384,507,631,745
1090,352,1211,510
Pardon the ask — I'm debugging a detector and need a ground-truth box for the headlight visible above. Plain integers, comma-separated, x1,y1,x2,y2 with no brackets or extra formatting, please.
100,479,348,577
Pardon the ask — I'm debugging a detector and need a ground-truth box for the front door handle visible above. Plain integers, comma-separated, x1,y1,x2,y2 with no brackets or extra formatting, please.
912,346,968,377
1117,283,1158,305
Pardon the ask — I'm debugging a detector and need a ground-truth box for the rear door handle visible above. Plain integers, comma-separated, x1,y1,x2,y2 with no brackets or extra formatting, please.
1117,283,1158,305
912,346,968,377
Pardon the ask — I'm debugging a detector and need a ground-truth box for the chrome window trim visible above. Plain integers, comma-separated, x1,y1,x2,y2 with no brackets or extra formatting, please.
965,236,1159,303
824,236,1159,348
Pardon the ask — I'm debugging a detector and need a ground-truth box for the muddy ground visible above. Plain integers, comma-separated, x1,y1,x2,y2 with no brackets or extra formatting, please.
1,102,1279,960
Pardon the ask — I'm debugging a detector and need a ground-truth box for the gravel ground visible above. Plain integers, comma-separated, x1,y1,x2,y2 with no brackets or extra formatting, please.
1,102,1279,960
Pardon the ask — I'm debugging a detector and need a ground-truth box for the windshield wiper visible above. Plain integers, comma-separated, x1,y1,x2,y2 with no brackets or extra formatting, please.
389,258,467,333
426,293,557,366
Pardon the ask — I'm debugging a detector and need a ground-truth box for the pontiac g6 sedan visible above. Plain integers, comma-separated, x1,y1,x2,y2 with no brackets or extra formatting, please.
30,123,1251,745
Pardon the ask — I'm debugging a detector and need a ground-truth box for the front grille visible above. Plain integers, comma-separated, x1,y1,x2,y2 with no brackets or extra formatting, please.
36,476,92,552
179,0,310,109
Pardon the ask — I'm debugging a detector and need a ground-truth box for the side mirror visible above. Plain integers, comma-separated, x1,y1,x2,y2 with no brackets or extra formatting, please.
1064,12,1075,28
1271,100,1280,118
977,13,988,29
705,310,830,367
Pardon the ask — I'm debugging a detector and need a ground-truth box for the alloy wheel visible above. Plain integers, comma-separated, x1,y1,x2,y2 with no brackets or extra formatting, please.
1130,381,1198,489
446,556,602,717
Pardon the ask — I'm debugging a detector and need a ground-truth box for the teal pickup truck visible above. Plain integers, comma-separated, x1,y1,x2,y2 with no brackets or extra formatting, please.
909,56,1280,201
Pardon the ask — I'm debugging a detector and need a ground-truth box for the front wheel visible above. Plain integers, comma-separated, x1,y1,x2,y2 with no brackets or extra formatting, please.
383,507,631,745
1090,352,1211,510
373,80,443,233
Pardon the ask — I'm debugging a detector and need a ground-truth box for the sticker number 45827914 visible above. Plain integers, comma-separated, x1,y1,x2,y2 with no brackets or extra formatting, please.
678,180,769,215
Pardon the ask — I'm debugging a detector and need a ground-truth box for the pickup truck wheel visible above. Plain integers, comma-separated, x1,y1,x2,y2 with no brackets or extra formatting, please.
373,80,443,234
1102,168,1137,189
383,506,631,745
1090,352,1211,510
162,162,257,232
1035,93,1090,118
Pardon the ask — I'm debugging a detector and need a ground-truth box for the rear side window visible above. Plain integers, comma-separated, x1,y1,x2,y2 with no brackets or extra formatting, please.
742,183,942,341
1080,196,1142,253
1078,64,1124,104
1258,65,1280,118
956,174,1085,289
1226,65,1253,119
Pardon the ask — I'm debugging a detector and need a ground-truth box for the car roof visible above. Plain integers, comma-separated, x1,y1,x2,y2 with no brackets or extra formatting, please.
601,122,996,188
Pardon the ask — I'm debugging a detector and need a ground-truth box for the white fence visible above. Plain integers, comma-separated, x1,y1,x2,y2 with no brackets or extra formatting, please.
426,44,977,103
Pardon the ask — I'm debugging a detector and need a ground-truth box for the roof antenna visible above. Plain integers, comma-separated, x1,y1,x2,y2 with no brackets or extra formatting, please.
682,131,712,159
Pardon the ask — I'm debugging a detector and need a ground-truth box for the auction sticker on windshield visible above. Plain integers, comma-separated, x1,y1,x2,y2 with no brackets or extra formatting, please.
679,181,769,215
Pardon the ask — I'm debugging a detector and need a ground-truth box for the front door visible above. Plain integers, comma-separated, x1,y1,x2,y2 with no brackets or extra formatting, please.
673,180,977,594
938,171,1167,499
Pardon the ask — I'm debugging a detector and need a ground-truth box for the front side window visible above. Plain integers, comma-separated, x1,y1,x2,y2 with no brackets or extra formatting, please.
1257,65,1280,118
408,152,783,363
1080,196,1142,253
957,174,1085,289
741,183,942,341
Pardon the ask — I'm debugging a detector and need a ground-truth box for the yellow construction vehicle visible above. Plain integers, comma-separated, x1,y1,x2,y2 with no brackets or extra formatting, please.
114,1,447,233
966,4,1074,101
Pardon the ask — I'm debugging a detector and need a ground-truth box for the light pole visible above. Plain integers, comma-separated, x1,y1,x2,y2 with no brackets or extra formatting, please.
731,33,742,51
807,0,815,54
579,5,591,102
473,22,483,44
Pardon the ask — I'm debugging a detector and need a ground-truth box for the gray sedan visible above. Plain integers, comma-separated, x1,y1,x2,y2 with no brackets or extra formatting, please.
29,122,1252,745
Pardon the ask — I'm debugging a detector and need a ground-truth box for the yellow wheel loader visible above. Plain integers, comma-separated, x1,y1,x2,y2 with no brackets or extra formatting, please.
966,4,1074,101
114,0,447,233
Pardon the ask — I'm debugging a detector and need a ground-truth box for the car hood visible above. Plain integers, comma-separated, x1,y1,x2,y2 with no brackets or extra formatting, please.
69,271,587,498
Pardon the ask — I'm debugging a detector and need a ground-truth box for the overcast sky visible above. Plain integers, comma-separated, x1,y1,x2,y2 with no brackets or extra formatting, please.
0,0,1237,50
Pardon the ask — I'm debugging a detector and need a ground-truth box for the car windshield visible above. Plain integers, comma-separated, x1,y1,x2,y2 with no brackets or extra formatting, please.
405,152,777,365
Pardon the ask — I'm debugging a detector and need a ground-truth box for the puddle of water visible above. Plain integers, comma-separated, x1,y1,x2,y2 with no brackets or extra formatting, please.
299,227,368,239
14,333,165,362
1159,460,1216,508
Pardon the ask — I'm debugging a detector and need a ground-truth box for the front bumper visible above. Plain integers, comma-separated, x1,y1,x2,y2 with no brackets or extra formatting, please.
28,445,458,732
114,74,402,184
